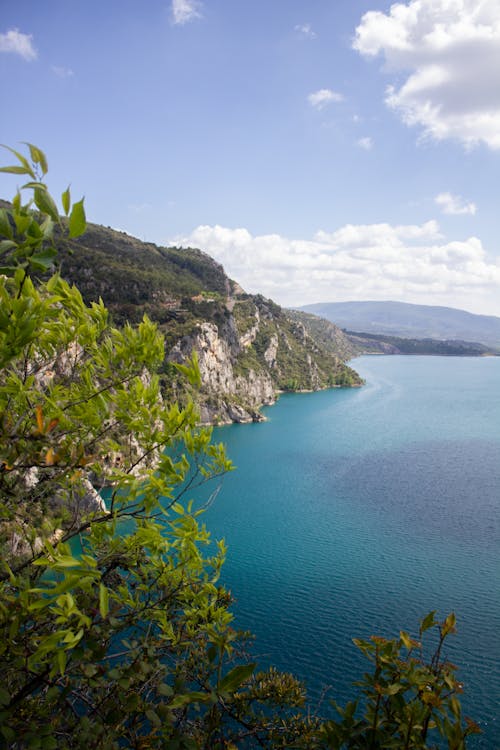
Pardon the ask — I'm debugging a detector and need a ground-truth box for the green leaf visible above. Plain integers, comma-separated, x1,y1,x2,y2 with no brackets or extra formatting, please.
61,186,71,216
24,143,48,175
145,709,162,727
442,612,456,636
399,631,413,650
0,240,17,253
420,611,437,633
0,165,33,175
57,649,67,675
34,187,60,222
99,583,109,618
30,250,58,272
383,683,403,695
219,663,256,693
68,199,86,238
158,683,173,697
13,212,32,234
168,692,212,709
0,208,13,239
1,144,36,175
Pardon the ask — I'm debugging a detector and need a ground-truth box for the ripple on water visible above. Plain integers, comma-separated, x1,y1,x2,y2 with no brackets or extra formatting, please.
206,357,500,748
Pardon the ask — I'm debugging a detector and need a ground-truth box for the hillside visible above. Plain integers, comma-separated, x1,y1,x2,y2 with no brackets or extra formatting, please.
345,331,498,356
299,300,500,349
51,222,361,423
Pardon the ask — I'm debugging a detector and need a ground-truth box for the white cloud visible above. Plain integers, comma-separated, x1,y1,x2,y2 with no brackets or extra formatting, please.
172,221,500,314
357,136,373,150
353,0,500,150
51,65,74,78
171,0,202,25
308,88,344,110
295,23,317,39
435,192,476,216
0,28,37,61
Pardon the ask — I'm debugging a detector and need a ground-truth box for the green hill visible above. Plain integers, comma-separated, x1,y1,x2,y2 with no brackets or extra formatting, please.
52,222,361,423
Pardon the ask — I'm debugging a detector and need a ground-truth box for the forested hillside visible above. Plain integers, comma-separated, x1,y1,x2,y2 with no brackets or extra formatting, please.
53,220,362,423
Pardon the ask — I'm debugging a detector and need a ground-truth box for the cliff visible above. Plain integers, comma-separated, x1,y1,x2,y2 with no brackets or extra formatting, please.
53,222,361,423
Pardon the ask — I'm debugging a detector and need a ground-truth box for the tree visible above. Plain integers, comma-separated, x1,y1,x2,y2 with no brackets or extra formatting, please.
0,145,315,748
0,145,479,748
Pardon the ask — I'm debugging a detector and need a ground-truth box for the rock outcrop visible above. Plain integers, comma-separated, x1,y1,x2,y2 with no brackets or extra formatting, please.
55,222,363,423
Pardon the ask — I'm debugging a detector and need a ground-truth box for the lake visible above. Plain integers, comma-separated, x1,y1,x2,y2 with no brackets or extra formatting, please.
204,356,500,747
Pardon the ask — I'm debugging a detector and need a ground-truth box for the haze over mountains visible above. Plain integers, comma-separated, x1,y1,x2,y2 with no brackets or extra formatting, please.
299,301,500,349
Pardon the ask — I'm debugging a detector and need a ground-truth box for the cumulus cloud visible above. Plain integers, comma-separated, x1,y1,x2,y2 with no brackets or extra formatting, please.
357,136,373,150
295,23,317,39
171,0,202,25
435,192,477,215
308,88,344,110
353,0,500,150
172,221,500,314
0,28,37,60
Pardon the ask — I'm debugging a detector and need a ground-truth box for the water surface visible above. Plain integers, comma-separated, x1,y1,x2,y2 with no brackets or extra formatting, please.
205,356,499,747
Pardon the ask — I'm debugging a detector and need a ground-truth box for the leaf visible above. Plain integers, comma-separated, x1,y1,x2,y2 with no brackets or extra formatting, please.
219,663,256,693
383,683,403,695
420,611,437,633
0,240,17,253
99,583,109,618
68,199,86,238
61,186,71,216
158,683,173,697
13,212,31,234
34,187,60,222
46,418,59,433
45,448,58,466
30,248,58,272
145,709,162,728
0,208,13,239
0,165,34,176
23,142,48,175
1,144,36,178
442,612,456,636
57,649,67,675
168,692,212,709
399,631,414,650
35,405,44,433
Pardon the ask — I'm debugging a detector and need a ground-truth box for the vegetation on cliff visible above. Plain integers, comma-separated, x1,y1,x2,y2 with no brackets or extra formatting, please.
0,146,479,748
45,213,363,420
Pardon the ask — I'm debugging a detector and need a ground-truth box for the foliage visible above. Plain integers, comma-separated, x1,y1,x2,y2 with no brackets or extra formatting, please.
321,612,481,749
0,146,312,748
0,145,479,749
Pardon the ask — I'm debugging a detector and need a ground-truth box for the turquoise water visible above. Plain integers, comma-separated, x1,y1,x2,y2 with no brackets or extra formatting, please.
204,356,500,747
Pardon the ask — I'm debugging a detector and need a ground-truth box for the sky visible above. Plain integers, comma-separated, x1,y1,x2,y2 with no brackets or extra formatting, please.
1,0,500,316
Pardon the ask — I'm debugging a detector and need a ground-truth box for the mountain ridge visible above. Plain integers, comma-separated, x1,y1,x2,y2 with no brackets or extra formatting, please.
298,300,500,348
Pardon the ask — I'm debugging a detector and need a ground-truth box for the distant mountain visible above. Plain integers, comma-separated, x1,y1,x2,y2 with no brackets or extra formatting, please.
298,301,500,349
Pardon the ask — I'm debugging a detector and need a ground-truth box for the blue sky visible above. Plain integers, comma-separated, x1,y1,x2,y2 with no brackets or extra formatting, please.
1,0,500,315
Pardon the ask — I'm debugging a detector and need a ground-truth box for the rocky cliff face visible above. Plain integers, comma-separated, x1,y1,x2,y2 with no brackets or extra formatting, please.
168,321,275,423
166,293,362,423
55,223,362,423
